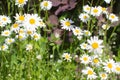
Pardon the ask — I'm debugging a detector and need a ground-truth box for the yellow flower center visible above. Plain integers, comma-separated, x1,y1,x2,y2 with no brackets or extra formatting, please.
18,35,23,39
83,57,88,61
88,70,93,75
2,18,7,21
65,54,70,60
83,15,87,19
107,63,113,69
93,9,98,13
19,15,24,21
65,21,71,27
5,32,9,35
40,21,44,25
86,7,90,10
83,44,87,48
29,18,35,24
101,73,106,78
1,46,5,49
93,58,99,63
102,7,106,11
116,66,120,72
19,30,24,34
13,23,19,28
92,42,99,49
44,2,48,7
18,0,24,4
34,35,38,39
8,39,12,43
27,30,32,35
75,29,80,33
85,31,89,35
110,15,115,19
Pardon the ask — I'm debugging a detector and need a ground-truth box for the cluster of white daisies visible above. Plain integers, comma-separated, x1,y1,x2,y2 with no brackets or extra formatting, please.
0,13,46,51
0,0,120,79
15,0,52,11
60,0,119,80
0,0,53,51
60,5,118,32
14,0,111,8
0,0,53,49
60,4,119,55
62,52,120,80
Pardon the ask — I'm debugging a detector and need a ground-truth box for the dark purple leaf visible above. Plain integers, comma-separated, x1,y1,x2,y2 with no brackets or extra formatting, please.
55,5,69,15
68,0,77,10
61,0,68,4
48,15,59,26
53,28,63,35
55,40,62,45
49,0,61,7
96,14,106,26
107,6,112,13
69,38,73,43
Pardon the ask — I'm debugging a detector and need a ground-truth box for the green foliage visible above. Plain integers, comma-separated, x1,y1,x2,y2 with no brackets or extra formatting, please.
0,0,120,80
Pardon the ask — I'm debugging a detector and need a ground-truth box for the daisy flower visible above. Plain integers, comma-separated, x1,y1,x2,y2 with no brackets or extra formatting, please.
100,7,108,14
26,44,33,51
104,0,111,4
91,6,102,16
5,38,15,45
18,28,25,34
40,1,52,10
91,55,101,66
80,43,88,50
99,72,108,80
114,63,120,74
25,29,34,36
14,13,25,23
83,30,91,36
103,59,115,73
11,23,20,32
60,18,74,31
102,24,110,30
16,33,26,41
83,5,91,14
15,0,28,7
79,13,90,23
39,20,46,28
72,27,83,36
62,53,72,62
22,14,41,31
0,15,11,26
0,44,8,51
80,54,91,65
1,30,11,37
107,13,119,22
82,67,97,80
31,33,41,41
0,20,5,27
77,35,83,40
87,36,104,54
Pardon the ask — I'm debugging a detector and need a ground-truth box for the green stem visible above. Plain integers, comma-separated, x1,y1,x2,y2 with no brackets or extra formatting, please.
108,26,117,43
28,51,31,80
61,31,66,50
7,0,10,16
27,0,30,13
